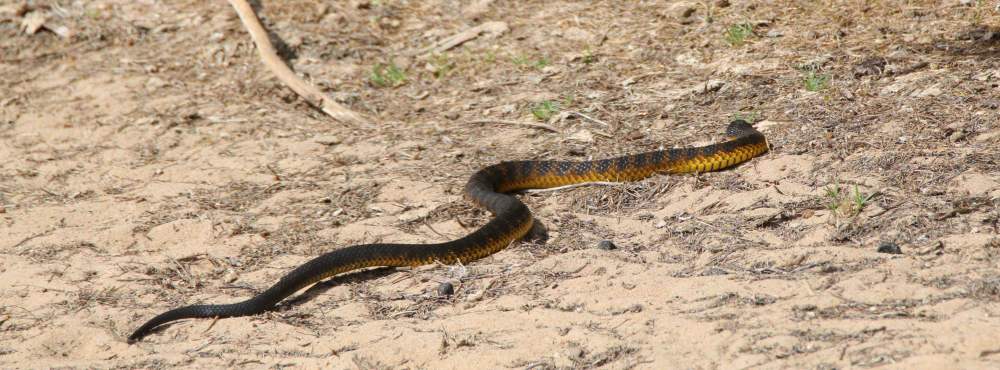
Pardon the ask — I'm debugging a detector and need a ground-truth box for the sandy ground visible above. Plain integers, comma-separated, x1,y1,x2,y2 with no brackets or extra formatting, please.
2,0,1000,369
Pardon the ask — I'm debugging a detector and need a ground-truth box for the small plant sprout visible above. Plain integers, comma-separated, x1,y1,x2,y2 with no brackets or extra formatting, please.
561,94,575,108
531,100,560,121
533,57,550,69
512,54,550,70
725,23,754,46
852,185,869,212
803,69,829,91
370,63,406,87
581,48,596,64
824,183,841,212
823,182,874,218
429,54,455,79
511,54,529,66
483,50,497,63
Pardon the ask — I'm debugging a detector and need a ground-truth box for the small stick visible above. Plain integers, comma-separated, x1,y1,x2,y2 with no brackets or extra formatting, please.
422,219,450,239
204,317,220,335
227,0,367,125
9,227,57,249
521,181,619,193
566,111,611,128
466,119,560,133
415,21,508,55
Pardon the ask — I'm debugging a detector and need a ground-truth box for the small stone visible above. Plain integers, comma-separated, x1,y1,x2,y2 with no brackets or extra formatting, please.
313,135,342,145
20,11,46,35
565,347,584,359
853,56,887,77
667,2,697,20
912,85,943,98
444,111,460,120
145,77,167,91
524,220,549,244
50,25,71,39
701,267,729,276
596,240,616,250
437,282,455,296
461,0,493,20
877,242,902,254
223,269,239,283
568,129,594,143
948,130,965,142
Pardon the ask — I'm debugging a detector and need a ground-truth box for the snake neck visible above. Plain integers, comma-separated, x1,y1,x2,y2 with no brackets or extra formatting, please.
467,129,767,194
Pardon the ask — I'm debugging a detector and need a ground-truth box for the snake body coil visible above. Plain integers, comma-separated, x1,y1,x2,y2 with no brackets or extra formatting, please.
128,120,768,343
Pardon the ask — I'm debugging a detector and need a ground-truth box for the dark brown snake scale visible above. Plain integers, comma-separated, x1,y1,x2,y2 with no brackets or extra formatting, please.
128,120,768,343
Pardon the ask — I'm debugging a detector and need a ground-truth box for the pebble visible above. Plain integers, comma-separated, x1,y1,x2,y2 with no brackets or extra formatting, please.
568,129,595,143
666,2,697,19
877,242,902,254
596,240,616,250
701,267,729,276
564,347,584,359
145,77,167,91
437,282,455,296
912,85,943,98
313,135,342,145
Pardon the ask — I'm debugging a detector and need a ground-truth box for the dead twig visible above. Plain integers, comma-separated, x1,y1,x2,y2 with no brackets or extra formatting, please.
8,227,58,249
565,111,611,128
521,181,620,194
466,119,560,133
227,0,367,125
414,21,508,55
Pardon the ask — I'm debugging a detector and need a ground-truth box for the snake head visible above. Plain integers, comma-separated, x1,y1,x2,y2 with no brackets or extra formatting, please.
725,119,756,139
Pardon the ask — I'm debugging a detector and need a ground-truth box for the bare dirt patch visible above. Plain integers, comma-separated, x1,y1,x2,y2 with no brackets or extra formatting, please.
2,1,999,368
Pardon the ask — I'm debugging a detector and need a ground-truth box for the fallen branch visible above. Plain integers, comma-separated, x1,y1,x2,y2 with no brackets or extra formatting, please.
228,0,367,125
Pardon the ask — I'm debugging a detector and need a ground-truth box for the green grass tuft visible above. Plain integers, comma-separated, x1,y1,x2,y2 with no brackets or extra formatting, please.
370,64,406,87
512,54,550,70
724,23,754,46
429,54,455,79
581,48,596,64
803,70,829,91
824,182,872,218
531,101,560,121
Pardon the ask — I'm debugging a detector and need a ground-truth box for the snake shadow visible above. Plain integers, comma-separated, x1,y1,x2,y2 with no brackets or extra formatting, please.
137,266,398,339
276,266,398,310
